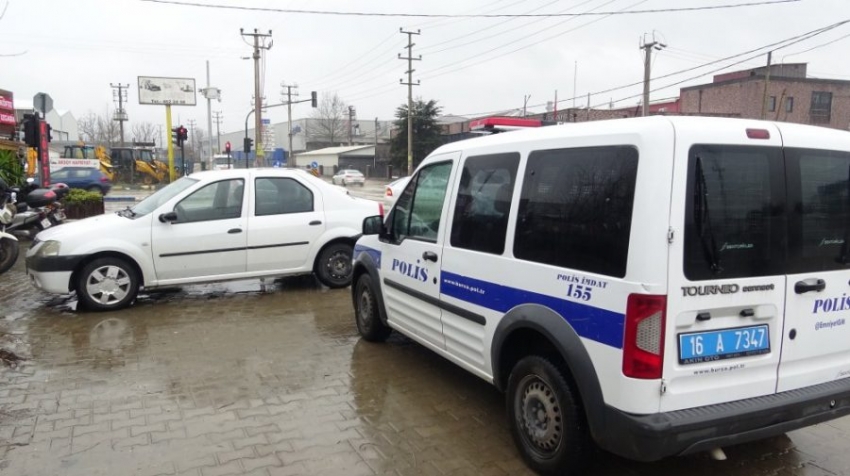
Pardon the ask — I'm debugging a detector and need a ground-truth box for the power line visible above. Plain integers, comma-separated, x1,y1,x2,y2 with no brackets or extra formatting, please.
420,0,630,79
140,0,800,17
418,0,567,53
342,0,639,102
455,18,850,117
599,21,850,108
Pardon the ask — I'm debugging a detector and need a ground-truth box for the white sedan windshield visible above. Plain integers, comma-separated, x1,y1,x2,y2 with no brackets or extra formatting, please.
131,177,199,217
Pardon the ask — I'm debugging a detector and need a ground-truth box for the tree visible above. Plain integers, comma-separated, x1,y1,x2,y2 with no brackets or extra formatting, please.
78,108,121,145
390,99,443,173
307,93,347,144
131,122,157,144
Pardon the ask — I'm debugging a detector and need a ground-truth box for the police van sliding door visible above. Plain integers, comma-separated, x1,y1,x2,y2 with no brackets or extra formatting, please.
779,146,850,393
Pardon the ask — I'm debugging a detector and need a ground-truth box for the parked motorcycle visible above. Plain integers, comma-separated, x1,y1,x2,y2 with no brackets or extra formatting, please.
8,180,68,240
0,180,20,275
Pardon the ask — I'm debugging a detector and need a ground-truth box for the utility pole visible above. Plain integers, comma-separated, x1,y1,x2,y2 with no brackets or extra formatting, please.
199,61,222,170
187,119,197,159
760,51,773,120
523,95,531,117
157,124,164,148
280,82,298,164
399,28,421,176
640,33,666,117
110,83,129,146
241,28,273,167
348,106,356,146
374,117,379,172
212,111,223,153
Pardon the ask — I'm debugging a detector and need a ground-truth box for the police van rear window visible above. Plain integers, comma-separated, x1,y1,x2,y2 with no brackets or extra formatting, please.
684,145,785,281
786,148,850,274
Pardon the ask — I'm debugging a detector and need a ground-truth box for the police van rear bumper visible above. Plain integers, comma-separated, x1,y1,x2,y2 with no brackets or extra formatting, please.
599,377,850,462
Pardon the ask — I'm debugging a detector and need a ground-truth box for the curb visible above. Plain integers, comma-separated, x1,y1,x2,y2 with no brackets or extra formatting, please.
103,196,138,202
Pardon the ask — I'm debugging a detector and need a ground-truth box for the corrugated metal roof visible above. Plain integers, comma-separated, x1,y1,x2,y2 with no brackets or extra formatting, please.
295,145,374,156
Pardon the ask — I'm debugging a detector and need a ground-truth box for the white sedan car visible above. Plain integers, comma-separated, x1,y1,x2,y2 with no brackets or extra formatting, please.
25,169,381,311
331,169,365,187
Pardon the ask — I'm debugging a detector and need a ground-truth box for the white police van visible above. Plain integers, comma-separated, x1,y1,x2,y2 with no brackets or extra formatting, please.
351,116,850,474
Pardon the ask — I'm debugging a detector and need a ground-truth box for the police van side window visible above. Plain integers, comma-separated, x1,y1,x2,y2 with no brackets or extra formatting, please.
786,148,850,273
683,145,785,281
450,153,520,255
514,146,638,278
391,162,452,243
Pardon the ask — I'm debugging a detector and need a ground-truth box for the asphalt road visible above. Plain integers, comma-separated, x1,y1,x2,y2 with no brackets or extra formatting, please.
0,178,848,476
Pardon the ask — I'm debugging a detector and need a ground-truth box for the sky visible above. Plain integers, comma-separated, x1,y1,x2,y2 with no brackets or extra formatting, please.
2,0,849,142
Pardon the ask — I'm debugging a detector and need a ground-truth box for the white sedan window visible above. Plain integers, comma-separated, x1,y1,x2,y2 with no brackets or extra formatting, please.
175,179,244,223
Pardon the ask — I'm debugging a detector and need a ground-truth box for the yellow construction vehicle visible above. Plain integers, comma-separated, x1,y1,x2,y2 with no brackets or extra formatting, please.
61,144,114,180
110,147,166,185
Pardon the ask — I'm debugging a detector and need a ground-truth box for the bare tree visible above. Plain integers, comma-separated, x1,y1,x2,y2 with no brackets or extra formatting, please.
131,122,157,144
308,93,347,144
78,113,98,143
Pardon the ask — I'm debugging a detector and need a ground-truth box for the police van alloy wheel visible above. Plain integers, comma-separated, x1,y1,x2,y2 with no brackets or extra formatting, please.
354,273,391,342
507,356,591,475
76,257,139,311
315,243,353,288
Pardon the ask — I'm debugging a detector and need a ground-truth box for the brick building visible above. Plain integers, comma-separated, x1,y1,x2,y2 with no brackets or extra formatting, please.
679,63,850,130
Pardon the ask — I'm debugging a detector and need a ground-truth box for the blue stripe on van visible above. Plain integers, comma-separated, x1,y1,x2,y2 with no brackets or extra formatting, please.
440,271,625,349
354,244,382,269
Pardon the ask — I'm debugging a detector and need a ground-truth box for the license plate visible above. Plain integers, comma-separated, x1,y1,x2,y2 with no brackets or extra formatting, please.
40,218,51,229
678,324,770,364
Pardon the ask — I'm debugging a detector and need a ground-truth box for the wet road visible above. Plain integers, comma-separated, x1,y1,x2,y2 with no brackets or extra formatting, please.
0,180,849,475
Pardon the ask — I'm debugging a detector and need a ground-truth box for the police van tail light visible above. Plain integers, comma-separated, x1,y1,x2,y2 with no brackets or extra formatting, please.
623,294,667,379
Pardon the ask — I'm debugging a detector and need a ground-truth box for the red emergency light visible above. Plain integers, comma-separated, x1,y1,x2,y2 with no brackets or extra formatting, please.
469,117,554,133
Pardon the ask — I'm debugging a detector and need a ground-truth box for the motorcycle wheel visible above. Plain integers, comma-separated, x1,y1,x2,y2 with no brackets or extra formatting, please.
0,238,20,275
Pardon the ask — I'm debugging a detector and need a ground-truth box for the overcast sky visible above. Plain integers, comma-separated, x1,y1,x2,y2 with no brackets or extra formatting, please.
2,0,848,140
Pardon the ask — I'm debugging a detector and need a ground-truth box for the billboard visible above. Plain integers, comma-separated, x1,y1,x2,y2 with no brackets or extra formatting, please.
0,89,15,138
137,76,196,106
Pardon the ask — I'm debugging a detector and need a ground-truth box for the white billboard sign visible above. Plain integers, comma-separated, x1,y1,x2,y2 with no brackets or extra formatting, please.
137,76,197,106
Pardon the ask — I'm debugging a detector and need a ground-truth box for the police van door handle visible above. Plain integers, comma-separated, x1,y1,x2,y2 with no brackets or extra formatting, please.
422,251,438,262
795,279,826,294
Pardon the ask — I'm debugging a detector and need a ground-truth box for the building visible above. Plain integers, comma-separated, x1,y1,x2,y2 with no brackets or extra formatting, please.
14,100,79,142
217,116,393,158
679,63,850,129
294,145,376,176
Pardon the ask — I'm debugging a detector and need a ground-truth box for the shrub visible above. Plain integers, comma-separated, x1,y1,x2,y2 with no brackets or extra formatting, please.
64,189,103,205
0,150,24,187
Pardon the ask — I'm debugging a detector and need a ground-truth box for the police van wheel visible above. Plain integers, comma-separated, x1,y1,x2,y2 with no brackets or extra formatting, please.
507,356,591,475
354,274,391,342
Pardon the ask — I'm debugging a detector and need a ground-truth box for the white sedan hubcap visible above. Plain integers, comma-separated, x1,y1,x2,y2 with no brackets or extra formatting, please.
86,265,131,305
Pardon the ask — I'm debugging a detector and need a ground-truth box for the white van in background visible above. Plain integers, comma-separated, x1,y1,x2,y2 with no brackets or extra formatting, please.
351,116,850,474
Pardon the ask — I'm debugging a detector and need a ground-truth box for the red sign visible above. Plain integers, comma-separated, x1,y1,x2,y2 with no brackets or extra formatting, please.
39,120,50,187
0,89,14,136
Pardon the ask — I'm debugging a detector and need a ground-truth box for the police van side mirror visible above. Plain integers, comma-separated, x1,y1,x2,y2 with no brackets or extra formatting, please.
362,215,384,235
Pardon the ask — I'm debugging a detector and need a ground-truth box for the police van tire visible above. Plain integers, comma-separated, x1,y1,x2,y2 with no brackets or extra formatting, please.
354,274,391,342
507,355,591,475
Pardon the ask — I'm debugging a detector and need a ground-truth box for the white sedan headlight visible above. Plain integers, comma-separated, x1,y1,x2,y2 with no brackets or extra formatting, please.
36,240,62,257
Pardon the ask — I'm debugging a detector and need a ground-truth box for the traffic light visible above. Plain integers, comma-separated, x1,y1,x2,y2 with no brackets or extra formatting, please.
243,137,253,154
178,126,188,146
224,141,231,154
172,126,189,147
22,114,39,148
311,91,318,108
